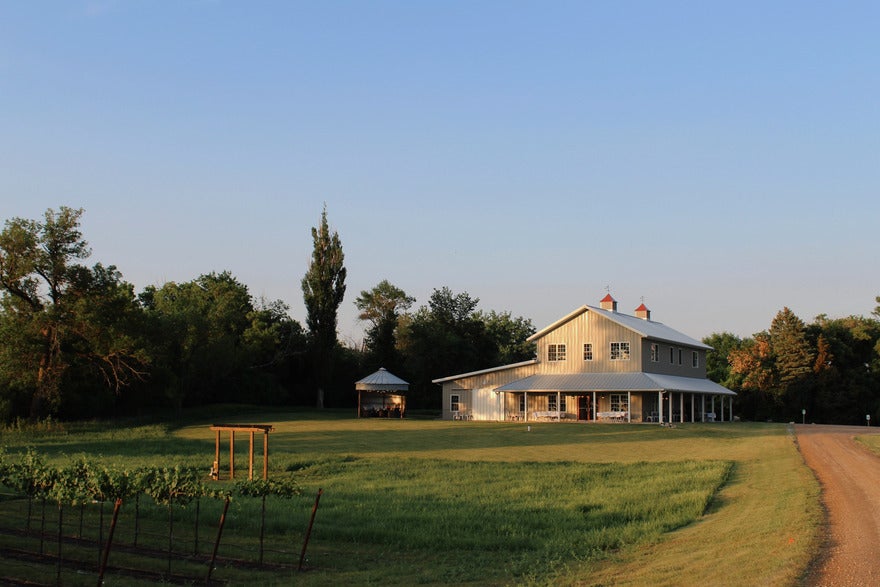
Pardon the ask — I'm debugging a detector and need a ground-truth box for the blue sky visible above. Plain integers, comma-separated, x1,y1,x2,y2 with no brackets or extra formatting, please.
2,1,878,346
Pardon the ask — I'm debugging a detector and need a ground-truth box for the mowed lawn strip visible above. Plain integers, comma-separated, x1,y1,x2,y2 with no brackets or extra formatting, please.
1,412,820,585
180,414,820,585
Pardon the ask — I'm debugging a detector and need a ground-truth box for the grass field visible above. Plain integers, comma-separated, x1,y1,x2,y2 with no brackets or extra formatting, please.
0,408,821,586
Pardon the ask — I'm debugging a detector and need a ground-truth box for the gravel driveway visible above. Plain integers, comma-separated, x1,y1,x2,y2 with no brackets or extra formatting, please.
796,424,880,586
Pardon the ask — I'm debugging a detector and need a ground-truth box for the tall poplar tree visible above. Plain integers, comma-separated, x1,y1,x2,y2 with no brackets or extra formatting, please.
301,206,346,408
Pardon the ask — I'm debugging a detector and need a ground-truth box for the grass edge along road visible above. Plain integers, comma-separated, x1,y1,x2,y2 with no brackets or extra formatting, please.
578,424,821,587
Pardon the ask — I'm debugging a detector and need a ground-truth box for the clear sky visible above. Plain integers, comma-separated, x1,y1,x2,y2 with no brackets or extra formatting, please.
2,1,878,347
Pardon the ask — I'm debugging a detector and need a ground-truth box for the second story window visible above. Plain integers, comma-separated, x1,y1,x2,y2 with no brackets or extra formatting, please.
650,343,659,362
548,343,566,361
692,351,700,368
610,342,630,360
583,343,593,361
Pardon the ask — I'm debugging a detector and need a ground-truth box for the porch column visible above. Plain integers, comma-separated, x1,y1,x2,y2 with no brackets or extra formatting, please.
690,394,695,423
524,391,528,422
701,395,706,422
720,396,724,422
711,396,716,416
627,392,631,422
593,391,597,421
730,397,733,422
679,392,684,423
557,391,561,421
668,392,673,424
658,391,664,424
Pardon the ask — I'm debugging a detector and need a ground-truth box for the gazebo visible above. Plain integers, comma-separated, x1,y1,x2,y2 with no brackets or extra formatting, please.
356,367,409,418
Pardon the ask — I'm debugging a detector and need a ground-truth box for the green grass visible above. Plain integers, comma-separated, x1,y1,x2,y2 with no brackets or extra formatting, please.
0,409,820,586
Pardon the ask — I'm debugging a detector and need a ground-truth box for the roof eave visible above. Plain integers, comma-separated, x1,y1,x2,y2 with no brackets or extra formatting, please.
431,358,539,384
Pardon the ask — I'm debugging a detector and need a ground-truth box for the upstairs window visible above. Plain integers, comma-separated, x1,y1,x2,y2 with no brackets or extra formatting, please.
669,347,674,363
650,343,659,362
678,349,683,365
583,343,593,361
610,342,631,360
692,351,700,368
548,343,566,361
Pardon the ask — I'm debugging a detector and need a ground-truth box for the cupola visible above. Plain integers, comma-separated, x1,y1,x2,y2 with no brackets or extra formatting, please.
600,294,618,312
635,303,651,321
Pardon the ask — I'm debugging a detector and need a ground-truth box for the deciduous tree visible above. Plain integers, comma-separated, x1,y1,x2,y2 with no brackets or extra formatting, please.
301,206,346,408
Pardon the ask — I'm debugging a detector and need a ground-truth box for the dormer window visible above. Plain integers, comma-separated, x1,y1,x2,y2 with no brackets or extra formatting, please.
548,343,566,361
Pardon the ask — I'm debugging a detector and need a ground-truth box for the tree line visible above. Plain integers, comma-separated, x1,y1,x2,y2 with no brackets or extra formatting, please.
704,304,880,425
0,206,536,422
3,207,878,424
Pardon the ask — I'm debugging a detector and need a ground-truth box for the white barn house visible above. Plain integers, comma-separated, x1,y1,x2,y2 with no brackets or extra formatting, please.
432,295,735,423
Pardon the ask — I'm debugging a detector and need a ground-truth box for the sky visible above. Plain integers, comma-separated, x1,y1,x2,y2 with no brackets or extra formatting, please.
1,1,878,347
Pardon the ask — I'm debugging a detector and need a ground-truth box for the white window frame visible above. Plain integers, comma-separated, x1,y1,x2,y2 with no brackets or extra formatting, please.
548,343,567,362
610,393,629,412
692,351,700,368
583,343,593,361
450,394,460,413
548,394,557,411
610,341,631,361
560,395,567,411
650,343,659,362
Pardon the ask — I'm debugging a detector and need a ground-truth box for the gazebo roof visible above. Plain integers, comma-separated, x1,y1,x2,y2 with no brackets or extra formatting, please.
355,367,409,392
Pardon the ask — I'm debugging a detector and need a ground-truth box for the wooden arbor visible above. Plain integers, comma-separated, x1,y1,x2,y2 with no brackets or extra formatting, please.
356,368,409,418
210,424,274,480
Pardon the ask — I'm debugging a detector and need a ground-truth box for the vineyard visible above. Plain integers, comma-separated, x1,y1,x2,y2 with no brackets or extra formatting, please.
0,448,311,585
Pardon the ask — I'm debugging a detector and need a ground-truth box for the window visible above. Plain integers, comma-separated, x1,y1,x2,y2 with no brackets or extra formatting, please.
560,395,567,411
610,393,629,412
669,347,674,363
450,394,460,413
548,343,566,361
548,395,557,411
519,394,526,413
650,343,659,362
583,343,593,361
678,349,683,365
610,342,630,360
692,351,700,368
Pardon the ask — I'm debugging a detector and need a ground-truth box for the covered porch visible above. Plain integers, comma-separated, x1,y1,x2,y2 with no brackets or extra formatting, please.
494,373,736,424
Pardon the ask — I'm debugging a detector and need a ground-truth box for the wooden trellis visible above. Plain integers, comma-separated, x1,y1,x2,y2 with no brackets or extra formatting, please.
209,424,274,481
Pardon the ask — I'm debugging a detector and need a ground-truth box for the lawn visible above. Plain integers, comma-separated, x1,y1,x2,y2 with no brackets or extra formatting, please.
0,409,821,586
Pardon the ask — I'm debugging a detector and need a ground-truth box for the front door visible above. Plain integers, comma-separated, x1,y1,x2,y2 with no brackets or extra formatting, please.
577,395,592,421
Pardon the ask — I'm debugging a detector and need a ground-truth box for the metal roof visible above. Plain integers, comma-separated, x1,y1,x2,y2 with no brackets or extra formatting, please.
527,305,711,350
431,359,538,384
355,368,409,391
495,372,735,396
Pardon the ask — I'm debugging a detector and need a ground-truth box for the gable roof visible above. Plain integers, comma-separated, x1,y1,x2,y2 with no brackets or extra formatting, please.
527,305,711,350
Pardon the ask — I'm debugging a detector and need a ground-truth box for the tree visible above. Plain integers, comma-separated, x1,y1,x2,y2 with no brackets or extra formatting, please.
0,207,147,420
479,310,536,364
301,206,346,408
355,280,414,372
702,332,745,388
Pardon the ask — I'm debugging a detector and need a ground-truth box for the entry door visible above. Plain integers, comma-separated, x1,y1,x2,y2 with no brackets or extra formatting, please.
578,395,592,421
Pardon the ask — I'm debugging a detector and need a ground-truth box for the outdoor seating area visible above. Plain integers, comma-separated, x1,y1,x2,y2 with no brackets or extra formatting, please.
532,411,572,421
597,411,629,422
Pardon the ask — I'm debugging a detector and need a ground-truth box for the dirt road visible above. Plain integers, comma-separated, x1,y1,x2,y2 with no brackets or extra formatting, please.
796,424,880,586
